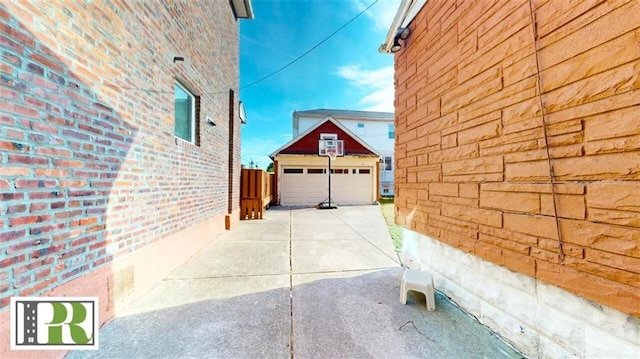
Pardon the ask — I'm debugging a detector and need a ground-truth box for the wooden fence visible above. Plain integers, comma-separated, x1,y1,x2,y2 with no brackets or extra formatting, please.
240,168,273,220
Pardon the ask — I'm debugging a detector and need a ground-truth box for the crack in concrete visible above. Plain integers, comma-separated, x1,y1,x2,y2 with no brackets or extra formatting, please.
329,210,400,264
398,320,434,342
289,208,295,359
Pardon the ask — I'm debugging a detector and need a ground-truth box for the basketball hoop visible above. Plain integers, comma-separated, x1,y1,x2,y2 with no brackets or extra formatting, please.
327,149,338,161
317,138,344,210
318,139,344,158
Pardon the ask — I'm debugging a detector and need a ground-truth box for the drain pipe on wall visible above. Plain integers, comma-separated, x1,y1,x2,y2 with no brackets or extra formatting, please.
527,0,566,263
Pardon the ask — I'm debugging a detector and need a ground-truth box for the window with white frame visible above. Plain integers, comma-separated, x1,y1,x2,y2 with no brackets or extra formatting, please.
174,81,196,143
383,156,392,171
388,124,395,139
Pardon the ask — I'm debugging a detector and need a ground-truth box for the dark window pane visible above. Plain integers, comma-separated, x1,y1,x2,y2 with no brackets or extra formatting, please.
384,156,392,171
175,83,193,141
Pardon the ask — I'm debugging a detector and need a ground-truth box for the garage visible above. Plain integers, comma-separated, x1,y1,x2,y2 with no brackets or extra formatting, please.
280,167,374,206
270,116,380,207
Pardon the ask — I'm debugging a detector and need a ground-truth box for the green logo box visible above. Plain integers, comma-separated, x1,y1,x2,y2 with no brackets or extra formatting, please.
10,297,99,350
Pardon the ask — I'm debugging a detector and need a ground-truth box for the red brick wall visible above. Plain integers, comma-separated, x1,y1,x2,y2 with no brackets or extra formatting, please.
394,0,640,316
0,1,241,309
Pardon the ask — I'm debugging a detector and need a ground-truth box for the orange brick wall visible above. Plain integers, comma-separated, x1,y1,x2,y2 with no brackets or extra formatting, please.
394,0,640,317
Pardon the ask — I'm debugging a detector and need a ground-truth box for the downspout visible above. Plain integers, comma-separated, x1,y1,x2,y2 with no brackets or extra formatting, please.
527,0,565,262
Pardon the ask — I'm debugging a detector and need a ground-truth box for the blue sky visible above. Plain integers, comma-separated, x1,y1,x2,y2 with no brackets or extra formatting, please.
239,0,400,169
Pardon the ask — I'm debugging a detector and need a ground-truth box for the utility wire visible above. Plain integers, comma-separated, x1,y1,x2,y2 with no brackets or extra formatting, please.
240,0,379,90
91,1,379,96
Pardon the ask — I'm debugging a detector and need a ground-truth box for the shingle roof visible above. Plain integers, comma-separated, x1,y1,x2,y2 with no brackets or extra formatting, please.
293,109,394,121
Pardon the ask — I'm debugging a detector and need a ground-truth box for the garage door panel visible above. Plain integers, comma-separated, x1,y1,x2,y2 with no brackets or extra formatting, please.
281,166,373,206
333,172,371,205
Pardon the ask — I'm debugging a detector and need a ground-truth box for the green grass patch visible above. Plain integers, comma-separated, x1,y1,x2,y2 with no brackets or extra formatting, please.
379,198,403,251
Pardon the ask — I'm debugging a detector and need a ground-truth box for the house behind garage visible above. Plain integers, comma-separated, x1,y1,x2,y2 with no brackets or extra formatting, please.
270,116,380,206
0,1,252,354
293,109,395,196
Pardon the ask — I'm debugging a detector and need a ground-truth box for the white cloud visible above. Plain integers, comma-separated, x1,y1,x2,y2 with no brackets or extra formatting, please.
360,86,395,112
336,65,394,88
335,64,395,112
352,0,401,32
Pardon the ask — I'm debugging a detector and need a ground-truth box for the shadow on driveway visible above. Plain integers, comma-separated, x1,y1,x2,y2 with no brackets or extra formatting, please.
66,206,523,358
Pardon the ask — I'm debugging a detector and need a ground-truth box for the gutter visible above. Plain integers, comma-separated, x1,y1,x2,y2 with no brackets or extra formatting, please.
242,0,254,20
378,0,428,54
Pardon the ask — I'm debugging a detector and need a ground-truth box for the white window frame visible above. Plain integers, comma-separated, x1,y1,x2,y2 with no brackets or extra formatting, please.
383,156,393,171
388,124,395,139
174,81,196,143
356,123,365,135
320,133,337,140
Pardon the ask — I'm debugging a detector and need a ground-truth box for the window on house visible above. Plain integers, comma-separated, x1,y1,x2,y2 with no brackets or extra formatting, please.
330,169,348,174
283,168,303,174
307,168,325,174
174,82,196,143
383,156,393,171
320,133,337,140
359,169,370,174
383,188,389,194
388,124,395,139
356,123,365,135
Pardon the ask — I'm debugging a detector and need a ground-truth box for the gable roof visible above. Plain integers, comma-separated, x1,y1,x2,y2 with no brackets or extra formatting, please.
293,109,394,122
270,116,379,159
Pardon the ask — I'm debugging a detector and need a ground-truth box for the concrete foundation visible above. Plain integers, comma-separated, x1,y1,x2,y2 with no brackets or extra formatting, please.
402,228,640,358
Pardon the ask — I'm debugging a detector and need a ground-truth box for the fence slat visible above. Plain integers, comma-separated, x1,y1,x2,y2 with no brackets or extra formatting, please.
240,169,272,220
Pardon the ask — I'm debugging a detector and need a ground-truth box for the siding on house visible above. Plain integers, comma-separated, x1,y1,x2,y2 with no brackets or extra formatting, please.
393,0,640,318
293,109,396,195
271,118,380,206
0,0,247,333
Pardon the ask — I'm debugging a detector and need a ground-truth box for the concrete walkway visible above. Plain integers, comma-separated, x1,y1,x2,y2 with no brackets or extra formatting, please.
67,206,523,359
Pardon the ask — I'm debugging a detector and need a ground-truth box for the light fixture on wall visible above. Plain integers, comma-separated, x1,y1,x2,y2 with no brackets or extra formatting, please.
390,37,403,53
173,56,185,63
390,27,411,53
206,116,216,126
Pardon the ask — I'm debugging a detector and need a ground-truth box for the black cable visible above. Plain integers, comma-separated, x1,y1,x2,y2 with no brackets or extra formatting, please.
239,0,379,90
91,1,380,96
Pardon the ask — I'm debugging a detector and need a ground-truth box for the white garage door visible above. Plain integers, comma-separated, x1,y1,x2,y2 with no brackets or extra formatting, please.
280,167,373,206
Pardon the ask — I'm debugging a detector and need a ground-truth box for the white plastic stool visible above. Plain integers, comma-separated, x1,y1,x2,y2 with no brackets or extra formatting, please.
400,268,436,311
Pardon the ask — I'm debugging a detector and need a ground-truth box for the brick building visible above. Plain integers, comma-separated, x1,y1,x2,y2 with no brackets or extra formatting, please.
381,0,639,357
0,0,252,354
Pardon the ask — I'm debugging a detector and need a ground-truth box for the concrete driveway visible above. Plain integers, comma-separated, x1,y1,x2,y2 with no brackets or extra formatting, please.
66,206,522,359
